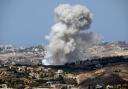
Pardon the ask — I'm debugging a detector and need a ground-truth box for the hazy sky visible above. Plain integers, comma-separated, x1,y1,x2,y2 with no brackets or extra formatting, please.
0,0,128,47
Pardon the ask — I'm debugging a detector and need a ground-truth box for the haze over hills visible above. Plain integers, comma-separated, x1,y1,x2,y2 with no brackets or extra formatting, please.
0,41,128,65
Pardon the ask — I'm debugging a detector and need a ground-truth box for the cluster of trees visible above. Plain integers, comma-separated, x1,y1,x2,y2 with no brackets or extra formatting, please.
48,56,128,71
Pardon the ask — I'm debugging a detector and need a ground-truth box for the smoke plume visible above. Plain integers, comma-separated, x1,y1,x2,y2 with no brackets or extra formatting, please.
42,4,101,65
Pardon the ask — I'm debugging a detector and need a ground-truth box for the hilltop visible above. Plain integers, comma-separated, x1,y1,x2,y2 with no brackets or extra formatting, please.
0,41,128,65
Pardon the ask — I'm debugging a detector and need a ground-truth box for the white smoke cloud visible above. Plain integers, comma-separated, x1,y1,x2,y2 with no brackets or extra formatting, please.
42,4,102,65
54,4,92,29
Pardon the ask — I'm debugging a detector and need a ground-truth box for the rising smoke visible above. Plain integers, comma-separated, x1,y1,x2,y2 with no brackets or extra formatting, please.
42,4,101,65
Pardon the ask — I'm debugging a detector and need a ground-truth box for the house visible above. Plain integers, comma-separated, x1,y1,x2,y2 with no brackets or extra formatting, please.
106,85,113,89
95,84,103,89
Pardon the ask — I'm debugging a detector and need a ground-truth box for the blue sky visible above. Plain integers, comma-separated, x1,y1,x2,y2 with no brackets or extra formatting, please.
0,0,128,47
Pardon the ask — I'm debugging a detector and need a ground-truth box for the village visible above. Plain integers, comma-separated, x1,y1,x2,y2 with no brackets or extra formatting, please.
0,57,128,89
0,64,128,89
0,64,78,89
